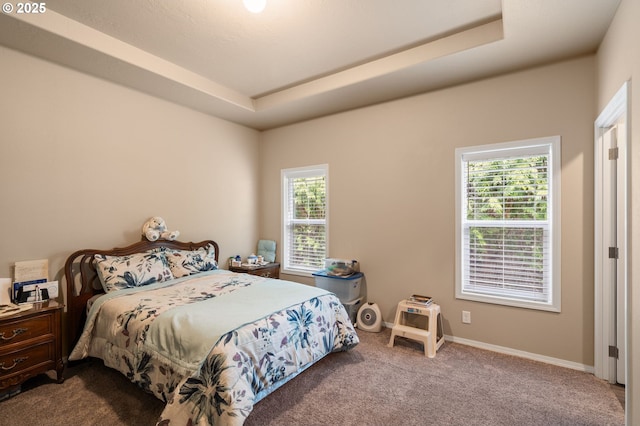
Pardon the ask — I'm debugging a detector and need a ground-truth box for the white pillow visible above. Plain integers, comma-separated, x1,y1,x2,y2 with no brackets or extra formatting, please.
165,244,218,278
95,252,174,293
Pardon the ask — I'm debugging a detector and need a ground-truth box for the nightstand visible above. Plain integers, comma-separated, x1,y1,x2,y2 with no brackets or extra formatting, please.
229,262,280,279
0,301,64,398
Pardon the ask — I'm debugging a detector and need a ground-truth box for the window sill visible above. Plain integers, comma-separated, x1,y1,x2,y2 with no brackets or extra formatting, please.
456,291,560,313
281,268,316,278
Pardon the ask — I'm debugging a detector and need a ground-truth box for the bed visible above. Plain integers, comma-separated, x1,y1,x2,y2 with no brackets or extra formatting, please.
64,239,359,425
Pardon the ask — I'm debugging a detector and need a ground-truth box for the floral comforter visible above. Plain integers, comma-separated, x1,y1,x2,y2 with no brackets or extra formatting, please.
69,270,359,425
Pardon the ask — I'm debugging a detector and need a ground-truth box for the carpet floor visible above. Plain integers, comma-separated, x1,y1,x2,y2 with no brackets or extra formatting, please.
0,328,624,425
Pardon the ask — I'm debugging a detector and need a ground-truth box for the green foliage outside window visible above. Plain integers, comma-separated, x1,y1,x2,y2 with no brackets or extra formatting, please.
294,178,326,220
466,156,549,293
290,177,326,268
467,156,548,221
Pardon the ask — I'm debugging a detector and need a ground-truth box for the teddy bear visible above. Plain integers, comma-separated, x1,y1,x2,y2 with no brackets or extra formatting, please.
142,217,180,241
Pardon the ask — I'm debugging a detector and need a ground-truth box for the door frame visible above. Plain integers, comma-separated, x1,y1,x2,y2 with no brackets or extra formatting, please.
594,81,629,384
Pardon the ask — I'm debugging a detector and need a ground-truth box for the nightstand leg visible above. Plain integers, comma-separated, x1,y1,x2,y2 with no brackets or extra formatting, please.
56,359,65,383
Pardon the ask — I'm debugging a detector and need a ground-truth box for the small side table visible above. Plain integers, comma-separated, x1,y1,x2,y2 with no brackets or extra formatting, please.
388,300,444,358
0,300,64,399
229,262,280,279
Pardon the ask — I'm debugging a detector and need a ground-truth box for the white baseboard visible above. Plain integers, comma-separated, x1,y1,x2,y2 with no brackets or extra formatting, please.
444,334,595,374
383,322,594,373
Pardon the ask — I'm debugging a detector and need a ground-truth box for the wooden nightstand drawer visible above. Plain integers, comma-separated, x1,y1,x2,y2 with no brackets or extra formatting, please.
229,262,280,279
254,265,279,279
0,314,55,347
0,340,55,377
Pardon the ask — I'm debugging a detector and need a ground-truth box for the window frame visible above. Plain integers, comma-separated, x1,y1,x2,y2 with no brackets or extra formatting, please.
454,136,561,312
281,164,329,277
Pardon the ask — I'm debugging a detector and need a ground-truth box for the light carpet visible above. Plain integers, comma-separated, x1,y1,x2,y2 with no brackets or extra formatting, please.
0,328,624,425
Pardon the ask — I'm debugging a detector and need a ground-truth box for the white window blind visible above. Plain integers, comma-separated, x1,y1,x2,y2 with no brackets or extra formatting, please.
282,165,328,275
455,137,560,311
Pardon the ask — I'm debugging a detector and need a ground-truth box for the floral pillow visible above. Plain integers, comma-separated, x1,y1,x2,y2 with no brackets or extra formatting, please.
165,244,218,278
95,252,174,293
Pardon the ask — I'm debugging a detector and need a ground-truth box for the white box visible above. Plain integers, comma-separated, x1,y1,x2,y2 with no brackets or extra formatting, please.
313,271,363,302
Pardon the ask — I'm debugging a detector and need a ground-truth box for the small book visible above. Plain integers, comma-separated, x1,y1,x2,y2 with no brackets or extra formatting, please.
408,294,432,305
411,294,431,301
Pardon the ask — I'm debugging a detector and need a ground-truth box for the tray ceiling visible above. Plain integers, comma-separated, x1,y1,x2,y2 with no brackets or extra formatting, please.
0,0,621,129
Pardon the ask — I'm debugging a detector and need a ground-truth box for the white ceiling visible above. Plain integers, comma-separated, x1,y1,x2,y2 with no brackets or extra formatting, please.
0,0,621,130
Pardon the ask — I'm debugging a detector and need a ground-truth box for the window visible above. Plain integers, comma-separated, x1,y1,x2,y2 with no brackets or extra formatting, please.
455,137,561,311
282,164,328,276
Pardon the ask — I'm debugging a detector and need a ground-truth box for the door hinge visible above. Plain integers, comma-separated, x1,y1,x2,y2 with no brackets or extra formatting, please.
609,247,619,259
609,345,619,359
609,147,619,160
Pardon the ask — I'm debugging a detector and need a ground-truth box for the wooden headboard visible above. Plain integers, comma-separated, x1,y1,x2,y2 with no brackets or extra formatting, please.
64,239,219,349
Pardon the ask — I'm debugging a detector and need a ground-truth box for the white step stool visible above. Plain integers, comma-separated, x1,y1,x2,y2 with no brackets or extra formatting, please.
388,300,444,358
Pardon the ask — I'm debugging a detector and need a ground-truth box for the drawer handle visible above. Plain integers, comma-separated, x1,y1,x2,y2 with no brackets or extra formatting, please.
0,328,27,341
0,356,28,371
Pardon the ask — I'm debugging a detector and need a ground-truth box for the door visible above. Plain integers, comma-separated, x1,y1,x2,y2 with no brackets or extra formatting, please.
602,125,626,384
614,123,626,385
594,81,628,387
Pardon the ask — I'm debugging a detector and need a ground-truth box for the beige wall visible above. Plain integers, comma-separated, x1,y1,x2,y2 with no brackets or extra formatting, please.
260,56,596,366
0,46,260,287
597,0,640,422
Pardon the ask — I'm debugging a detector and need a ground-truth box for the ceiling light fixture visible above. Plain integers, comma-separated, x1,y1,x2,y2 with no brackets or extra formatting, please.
243,0,266,13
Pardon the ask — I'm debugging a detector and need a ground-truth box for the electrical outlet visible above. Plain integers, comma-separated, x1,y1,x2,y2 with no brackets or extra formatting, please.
462,310,471,324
